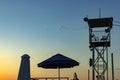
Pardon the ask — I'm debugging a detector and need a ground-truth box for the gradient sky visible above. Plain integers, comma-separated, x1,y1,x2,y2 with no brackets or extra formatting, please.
0,0,120,80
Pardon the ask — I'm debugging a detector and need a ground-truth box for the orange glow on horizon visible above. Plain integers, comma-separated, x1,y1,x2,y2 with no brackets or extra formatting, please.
0,53,19,80
0,66,18,80
0,72,17,80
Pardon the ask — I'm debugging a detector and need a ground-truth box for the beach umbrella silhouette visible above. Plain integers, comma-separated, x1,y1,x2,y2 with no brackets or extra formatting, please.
38,53,79,80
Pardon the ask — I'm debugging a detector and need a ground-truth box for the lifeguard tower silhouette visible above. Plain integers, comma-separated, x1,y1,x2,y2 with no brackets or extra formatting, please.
84,17,113,80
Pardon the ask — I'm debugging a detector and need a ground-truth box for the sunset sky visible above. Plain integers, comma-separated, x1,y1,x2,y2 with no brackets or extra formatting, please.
0,0,120,80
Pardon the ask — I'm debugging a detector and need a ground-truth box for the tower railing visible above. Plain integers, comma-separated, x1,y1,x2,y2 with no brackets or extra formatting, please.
90,30,110,43
31,77,69,80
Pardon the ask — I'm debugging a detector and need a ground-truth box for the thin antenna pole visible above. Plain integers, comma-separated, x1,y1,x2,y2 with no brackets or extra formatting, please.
99,8,101,18
88,69,90,80
111,53,114,80
58,68,60,80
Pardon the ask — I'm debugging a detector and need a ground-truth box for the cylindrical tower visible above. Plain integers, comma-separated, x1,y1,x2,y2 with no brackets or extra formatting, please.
18,54,31,80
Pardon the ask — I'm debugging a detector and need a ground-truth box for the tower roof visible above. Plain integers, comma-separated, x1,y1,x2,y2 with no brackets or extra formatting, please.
84,17,113,28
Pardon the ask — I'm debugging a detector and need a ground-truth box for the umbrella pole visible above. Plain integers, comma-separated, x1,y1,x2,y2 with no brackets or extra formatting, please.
58,68,60,80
